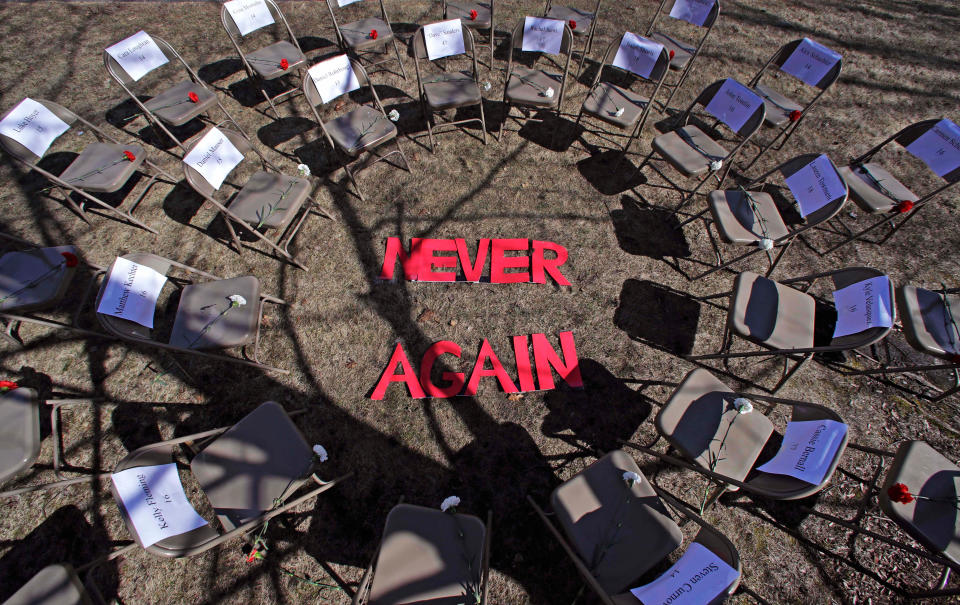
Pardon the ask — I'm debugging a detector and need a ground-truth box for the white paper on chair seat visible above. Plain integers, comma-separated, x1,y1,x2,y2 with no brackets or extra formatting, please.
784,154,847,217
111,463,209,548
182,128,245,191
703,79,764,134
0,98,70,158
105,31,169,82
669,0,714,27
424,19,466,60
756,420,848,485
309,54,361,104
905,119,960,178
224,0,275,37
522,17,564,54
629,543,739,604
612,33,664,79
780,38,841,87
831,275,893,338
97,256,167,329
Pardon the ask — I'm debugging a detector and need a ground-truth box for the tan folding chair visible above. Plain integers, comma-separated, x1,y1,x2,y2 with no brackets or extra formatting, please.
302,58,411,202
93,253,289,374
645,0,720,109
352,503,492,604
4,564,96,605
690,267,896,393
0,99,173,235
542,0,603,77
324,0,407,80
412,24,487,153
443,0,496,71
181,127,331,270
528,449,741,605
103,35,241,153
221,0,307,119
500,18,574,141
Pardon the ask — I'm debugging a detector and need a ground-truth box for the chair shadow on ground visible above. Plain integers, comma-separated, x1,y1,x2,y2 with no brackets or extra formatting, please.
610,195,691,261
577,152,647,195
515,110,582,152
614,278,700,357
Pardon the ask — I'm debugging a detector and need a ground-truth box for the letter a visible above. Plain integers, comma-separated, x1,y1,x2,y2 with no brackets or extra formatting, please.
371,343,426,400
465,339,519,395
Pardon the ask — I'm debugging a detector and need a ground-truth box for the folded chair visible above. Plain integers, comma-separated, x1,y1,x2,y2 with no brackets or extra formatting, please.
93,253,289,373
302,57,411,202
352,503,492,604
443,0,496,70
690,267,896,393
542,0,603,77
645,0,720,109
742,38,842,169
324,0,407,80
221,0,307,118
0,99,173,234
103,35,240,153
500,18,573,141
182,127,331,269
412,23,487,153
825,119,960,255
677,153,848,279
528,449,741,605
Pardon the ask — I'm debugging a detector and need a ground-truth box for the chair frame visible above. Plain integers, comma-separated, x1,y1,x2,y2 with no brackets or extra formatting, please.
443,0,496,71
542,0,603,78
325,0,407,81
645,0,720,109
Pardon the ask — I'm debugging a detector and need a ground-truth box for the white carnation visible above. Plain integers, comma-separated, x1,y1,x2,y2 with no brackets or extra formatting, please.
734,397,753,414
622,471,641,486
758,238,774,250
614,106,625,117
388,109,400,122
297,163,311,177
440,495,460,512
312,444,328,462
482,81,492,92
543,87,555,98
228,295,247,307
710,160,723,172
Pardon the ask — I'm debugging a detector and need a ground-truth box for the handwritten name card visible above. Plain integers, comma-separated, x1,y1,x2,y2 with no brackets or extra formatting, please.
183,128,245,190
522,17,564,54
308,54,361,104
905,119,960,178
97,257,167,329
0,98,70,157
612,33,664,79
224,0,275,37
780,38,841,87
112,463,208,548
703,79,764,133
756,420,847,485
105,31,169,82
669,0,714,27
424,19,465,60
784,154,847,217
630,543,739,604
832,275,893,338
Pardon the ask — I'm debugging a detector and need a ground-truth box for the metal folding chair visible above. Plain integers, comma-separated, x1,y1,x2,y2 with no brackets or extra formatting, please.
645,0,720,109
324,0,407,80
443,0,496,71
542,0,603,78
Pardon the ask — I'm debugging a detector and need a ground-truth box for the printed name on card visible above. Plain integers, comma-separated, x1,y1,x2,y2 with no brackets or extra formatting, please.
612,33,664,79
629,543,740,605
832,275,893,338
905,119,960,178
669,0,714,27
423,19,466,60
522,17,565,54
756,420,848,485
183,127,245,190
105,31,169,82
97,256,168,329
703,79,764,134
224,0,275,37
309,54,361,104
784,154,847,217
111,463,209,548
0,98,71,158
780,38,841,87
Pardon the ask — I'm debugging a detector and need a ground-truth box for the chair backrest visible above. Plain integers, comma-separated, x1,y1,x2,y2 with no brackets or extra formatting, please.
766,38,842,91
827,267,896,350
590,34,671,89
181,127,255,199
221,0,301,59
302,57,382,149
103,35,195,91
0,99,77,164
508,18,574,56
687,78,766,139
412,23,479,89
325,0,392,40
892,119,960,185
774,153,848,227
94,253,174,343
650,0,720,30
543,0,603,19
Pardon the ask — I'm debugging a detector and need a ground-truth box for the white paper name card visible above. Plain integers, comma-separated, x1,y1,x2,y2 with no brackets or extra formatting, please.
308,55,361,104
832,276,893,338
906,119,960,178
111,463,209,548
424,19,466,60
612,33,664,79
780,38,841,87
338,0,362,6
105,31,169,82
630,543,740,605
703,79,764,134
522,17,564,54
0,98,70,157
784,154,847,217
224,0,275,37
183,127,245,190
97,257,168,329
669,0,714,26
756,420,848,485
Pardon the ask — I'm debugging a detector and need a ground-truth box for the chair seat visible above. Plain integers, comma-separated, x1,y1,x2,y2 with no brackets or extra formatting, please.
653,125,728,177
246,41,305,79
0,246,78,313
708,190,790,244
657,369,774,483
144,79,218,127
0,388,40,487
838,162,918,214
423,73,482,110
582,82,649,129
4,564,90,605
191,401,312,529
228,171,310,229
728,271,816,350
368,504,487,605
896,285,960,361
551,450,683,594
880,440,960,565
326,105,398,156
545,5,593,35
505,66,562,108
648,32,694,70
168,275,260,350
339,17,394,51
58,143,144,193
446,1,492,29
753,83,803,128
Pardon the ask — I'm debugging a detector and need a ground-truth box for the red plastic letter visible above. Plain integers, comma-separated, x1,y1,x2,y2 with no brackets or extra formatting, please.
512,334,536,392
379,237,422,281
456,238,489,282
532,332,583,390
532,240,571,286
371,343,426,400
418,239,458,282
465,339,519,395
420,341,465,397
489,239,530,283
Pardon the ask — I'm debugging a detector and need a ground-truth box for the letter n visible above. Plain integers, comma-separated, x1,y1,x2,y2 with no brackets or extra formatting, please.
371,343,426,400
532,331,583,390
379,237,422,281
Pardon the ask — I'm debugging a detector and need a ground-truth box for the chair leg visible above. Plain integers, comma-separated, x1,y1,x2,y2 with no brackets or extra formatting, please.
498,103,510,141
343,162,366,203
771,353,811,394
426,110,437,154
479,99,488,145
259,81,281,120
391,38,408,80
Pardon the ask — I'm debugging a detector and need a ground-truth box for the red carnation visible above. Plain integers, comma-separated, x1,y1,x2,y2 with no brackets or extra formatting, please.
789,109,802,122
123,150,136,161
0,380,18,391
887,482,914,504
469,9,477,20
61,251,79,268
280,58,289,70
188,91,199,103
568,19,577,30
370,29,378,40
896,200,914,214
669,49,675,60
